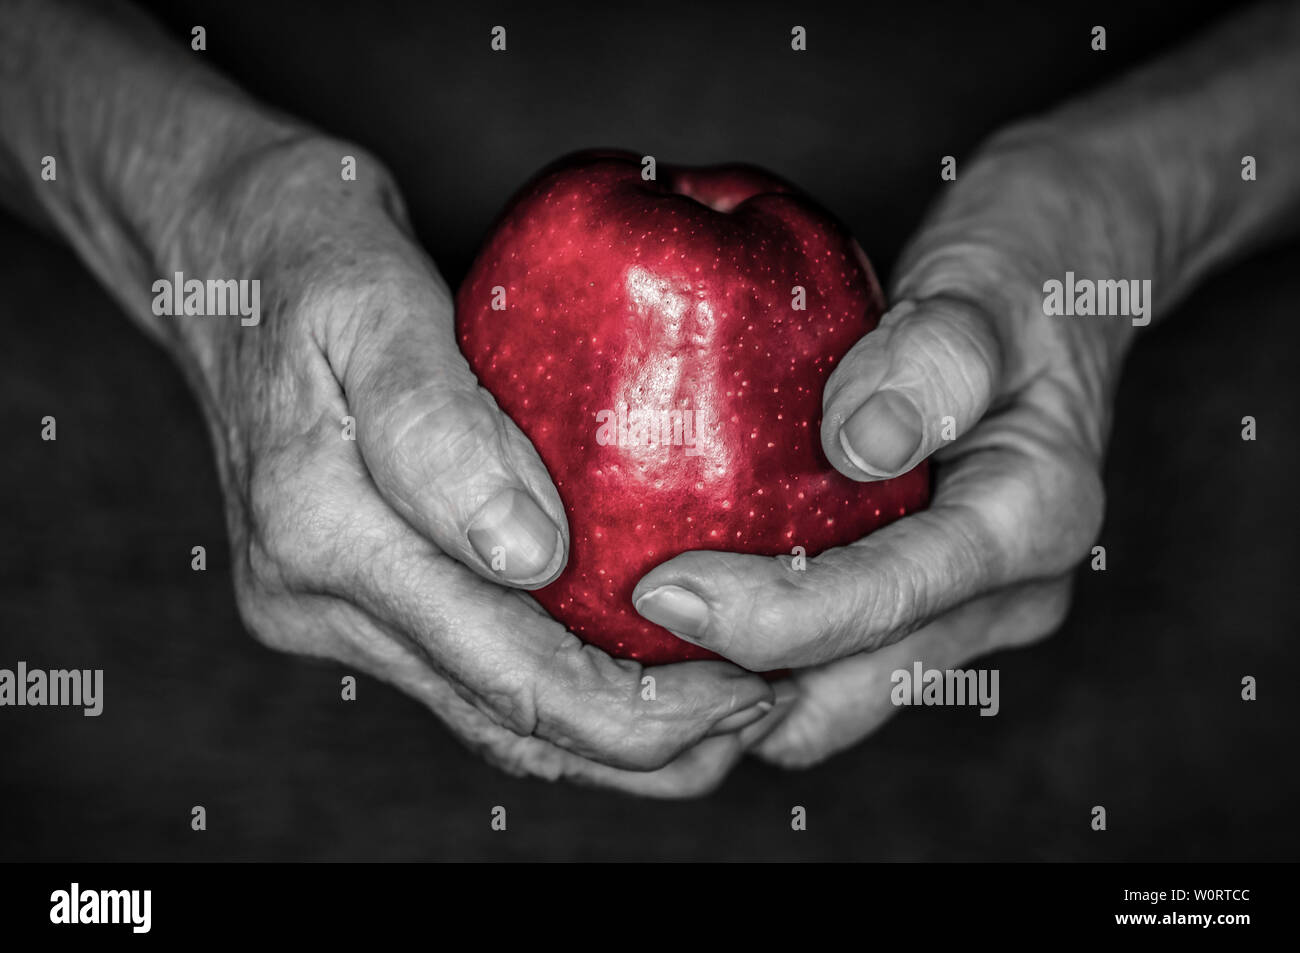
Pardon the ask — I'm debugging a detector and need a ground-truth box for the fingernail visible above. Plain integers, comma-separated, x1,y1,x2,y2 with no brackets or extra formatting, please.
839,390,923,478
467,487,564,586
634,585,710,641
739,696,797,748
707,700,773,737
739,680,800,748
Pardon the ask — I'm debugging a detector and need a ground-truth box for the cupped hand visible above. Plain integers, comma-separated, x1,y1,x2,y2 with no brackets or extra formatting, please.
178,141,773,795
633,136,1133,766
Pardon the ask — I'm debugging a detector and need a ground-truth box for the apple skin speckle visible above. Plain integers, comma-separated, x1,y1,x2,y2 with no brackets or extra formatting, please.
457,150,930,665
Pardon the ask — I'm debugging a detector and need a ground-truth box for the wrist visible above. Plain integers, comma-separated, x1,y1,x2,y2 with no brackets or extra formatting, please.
891,126,1150,463
159,135,408,400
895,124,1158,369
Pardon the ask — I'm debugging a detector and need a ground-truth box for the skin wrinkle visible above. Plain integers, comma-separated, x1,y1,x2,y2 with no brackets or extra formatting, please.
417,625,522,734
378,386,500,512
798,550,876,653
761,578,1061,767
850,556,919,656
804,575,843,651
540,645,688,770
944,428,1096,579
1037,372,1109,466
247,467,336,592
852,527,941,648
282,348,403,603
535,636,617,744
358,533,717,769
328,602,578,780
6,2,1299,792
725,559,785,655
2,5,774,795
904,316,996,419
894,247,1034,391
746,577,805,663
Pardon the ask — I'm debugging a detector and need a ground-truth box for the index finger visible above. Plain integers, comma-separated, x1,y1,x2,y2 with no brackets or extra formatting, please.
332,481,775,771
630,394,1103,671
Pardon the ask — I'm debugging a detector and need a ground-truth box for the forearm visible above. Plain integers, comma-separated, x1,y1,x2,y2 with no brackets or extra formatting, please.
896,2,1300,346
0,0,398,366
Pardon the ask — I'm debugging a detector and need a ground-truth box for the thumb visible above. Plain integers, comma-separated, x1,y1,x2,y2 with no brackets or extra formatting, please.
821,295,1003,480
335,269,568,589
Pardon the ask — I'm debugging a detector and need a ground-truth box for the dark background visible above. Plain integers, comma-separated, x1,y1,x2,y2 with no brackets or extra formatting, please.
2,0,1296,861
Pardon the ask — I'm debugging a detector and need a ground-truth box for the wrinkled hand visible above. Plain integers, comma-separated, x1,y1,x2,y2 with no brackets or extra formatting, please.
178,142,772,795
634,135,1133,766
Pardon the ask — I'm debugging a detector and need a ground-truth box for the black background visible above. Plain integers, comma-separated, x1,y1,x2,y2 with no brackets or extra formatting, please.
1,0,1296,860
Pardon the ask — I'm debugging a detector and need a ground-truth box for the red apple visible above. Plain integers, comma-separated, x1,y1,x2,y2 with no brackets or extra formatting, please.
456,151,929,665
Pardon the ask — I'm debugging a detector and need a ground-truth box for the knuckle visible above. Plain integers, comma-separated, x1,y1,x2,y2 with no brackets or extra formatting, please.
1069,467,1107,562
760,711,835,770
380,385,503,491
523,638,696,771
1037,581,1075,635
230,576,298,653
948,499,1011,590
483,733,568,782
861,564,925,653
469,633,634,752
727,575,806,668
601,722,683,773
999,580,1075,649
246,452,352,590
835,541,942,657
768,551,923,665
243,524,283,590
539,643,679,769
1033,451,1106,573
461,662,541,739
965,443,1092,582
898,306,998,422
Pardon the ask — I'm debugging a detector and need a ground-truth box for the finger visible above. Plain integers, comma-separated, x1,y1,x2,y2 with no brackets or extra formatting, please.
250,420,776,771
752,578,1073,768
632,393,1104,670
313,595,747,798
737,679,800,749
821,295,1002,480
332,262,569,589
565,735,747,799
337,487,773,770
